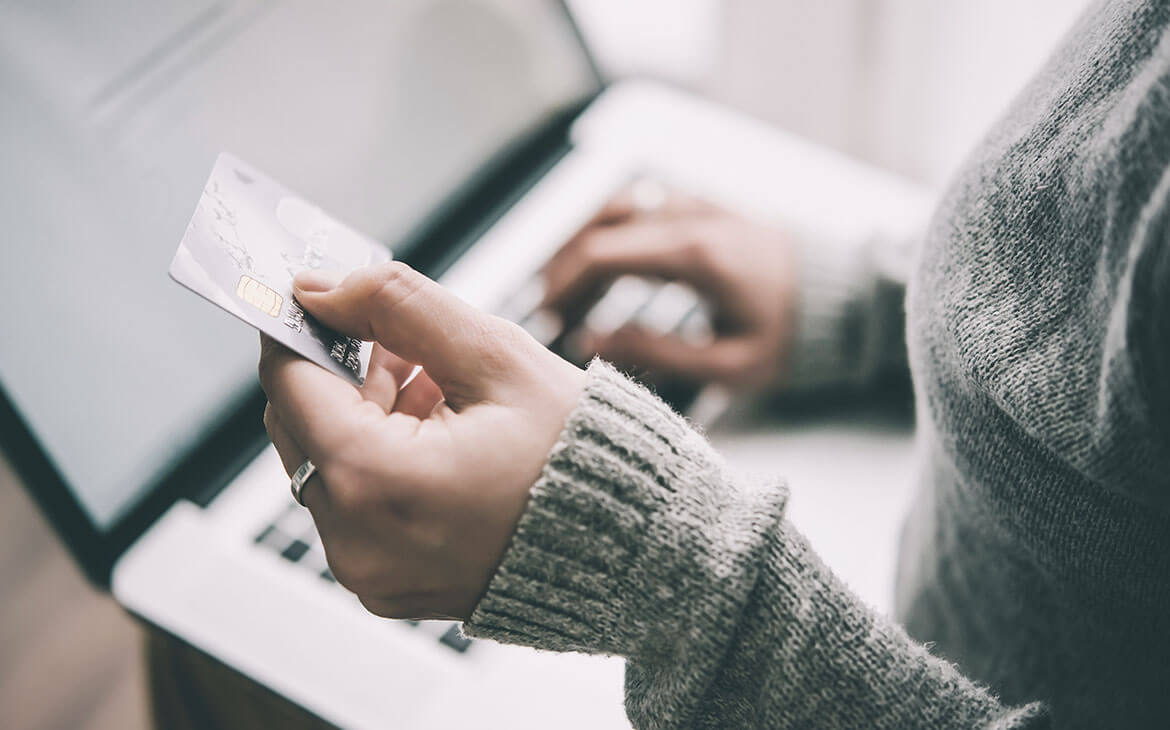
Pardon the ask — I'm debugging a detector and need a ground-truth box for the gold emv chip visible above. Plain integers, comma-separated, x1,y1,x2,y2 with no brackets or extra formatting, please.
236,275,283,317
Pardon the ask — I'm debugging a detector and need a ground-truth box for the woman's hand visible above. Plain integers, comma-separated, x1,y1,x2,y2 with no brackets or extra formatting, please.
542,189,799,389
258,262,586,621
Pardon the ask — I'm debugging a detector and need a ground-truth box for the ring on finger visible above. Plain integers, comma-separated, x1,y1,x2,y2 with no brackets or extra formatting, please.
290,458,319,507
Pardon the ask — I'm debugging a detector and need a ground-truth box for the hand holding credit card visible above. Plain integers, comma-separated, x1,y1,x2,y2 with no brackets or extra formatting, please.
170,153,390,384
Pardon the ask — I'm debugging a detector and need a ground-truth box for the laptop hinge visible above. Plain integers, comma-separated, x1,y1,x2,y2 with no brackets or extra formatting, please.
399,97,591,279
185,388,271,508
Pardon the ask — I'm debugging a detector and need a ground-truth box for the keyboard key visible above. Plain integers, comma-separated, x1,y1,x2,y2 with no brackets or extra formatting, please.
439,624,472,653
583,275,656,336
495,276,546,324
280,539,310,562
636,281,700,335
675,303,714,345
519,307,563,347
256,525,293,553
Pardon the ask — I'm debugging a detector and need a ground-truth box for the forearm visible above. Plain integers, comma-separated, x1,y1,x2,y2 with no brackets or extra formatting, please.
466,361,1047,728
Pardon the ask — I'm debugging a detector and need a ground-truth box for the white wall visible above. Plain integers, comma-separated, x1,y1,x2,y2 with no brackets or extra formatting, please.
574,0,1091,187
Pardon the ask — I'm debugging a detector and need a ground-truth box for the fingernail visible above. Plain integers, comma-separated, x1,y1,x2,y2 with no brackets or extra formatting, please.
294,269,344,293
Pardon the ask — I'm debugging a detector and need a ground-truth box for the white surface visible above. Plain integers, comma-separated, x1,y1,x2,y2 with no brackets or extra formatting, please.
714,0,1091,185
711,411,917,614
569,0,1091,184
566,0,720,85
115,80,931,728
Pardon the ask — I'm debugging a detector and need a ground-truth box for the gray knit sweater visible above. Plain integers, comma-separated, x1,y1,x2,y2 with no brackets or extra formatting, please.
465,2,1170,727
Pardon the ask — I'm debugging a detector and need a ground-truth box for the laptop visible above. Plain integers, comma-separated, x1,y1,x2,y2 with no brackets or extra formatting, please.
0,1,930,727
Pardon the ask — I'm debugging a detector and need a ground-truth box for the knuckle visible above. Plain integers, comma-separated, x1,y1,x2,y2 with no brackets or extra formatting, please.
712,346,755,381
368,259,413,281
326,549,385,595
475,318,538,380
576,228,605,258
492,317,533,351
314,418,424,512
331,564,373,595
459,311,513,357
364,262,428,341
318,461,372,512
680,229,716,269
577,229,619,270
370,261,424,304
330,400,382,450
541,266,573,304
318,445,403,513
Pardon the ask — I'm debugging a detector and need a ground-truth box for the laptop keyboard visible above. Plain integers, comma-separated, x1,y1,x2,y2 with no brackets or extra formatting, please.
253,502,473,654
502,272,714,413
501,273,712,357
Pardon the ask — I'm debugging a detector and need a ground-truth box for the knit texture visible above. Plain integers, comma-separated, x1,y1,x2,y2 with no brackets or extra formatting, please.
786,230,913,391
468,362,1046,728
467,1,1170,727
897,1,1170,726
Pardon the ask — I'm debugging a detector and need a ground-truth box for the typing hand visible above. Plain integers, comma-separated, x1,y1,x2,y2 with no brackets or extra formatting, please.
543,188,799,388
259,262,586,621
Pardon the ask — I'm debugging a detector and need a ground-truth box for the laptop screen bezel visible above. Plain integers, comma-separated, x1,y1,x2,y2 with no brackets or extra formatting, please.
0,0,605,588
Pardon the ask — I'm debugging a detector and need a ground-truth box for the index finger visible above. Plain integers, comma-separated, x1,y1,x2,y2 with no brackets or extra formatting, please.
542,220,718,311
257,334,366,460
545,187,712,276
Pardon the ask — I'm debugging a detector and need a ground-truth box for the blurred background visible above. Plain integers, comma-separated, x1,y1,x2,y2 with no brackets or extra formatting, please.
1,1,1088,727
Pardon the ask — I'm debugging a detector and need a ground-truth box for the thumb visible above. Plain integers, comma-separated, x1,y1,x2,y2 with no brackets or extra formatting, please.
293,262,514,407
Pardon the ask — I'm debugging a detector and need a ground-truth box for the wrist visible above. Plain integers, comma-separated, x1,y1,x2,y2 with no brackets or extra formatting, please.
464,359,786,658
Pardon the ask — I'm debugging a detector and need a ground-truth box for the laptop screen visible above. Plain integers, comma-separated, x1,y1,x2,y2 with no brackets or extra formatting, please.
0,0,599,530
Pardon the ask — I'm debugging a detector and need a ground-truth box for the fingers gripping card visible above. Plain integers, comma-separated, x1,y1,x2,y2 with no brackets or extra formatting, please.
170,154,390,384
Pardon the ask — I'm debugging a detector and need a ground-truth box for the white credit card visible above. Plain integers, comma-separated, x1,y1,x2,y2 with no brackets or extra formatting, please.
170,153,390,384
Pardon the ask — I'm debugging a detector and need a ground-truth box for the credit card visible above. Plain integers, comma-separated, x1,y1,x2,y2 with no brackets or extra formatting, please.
170,153,390,385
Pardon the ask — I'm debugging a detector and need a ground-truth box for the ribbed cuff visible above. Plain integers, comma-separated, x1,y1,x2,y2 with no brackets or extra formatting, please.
784,238,871,390
464,358,786,657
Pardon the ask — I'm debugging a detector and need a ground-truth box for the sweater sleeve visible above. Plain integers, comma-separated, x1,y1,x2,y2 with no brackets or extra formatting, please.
1141,209,1170,448
1124,162,1170,503
464,360,1049,729
784,230,916,391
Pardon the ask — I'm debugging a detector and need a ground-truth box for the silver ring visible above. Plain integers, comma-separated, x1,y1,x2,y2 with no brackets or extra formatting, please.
290,458,318,507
